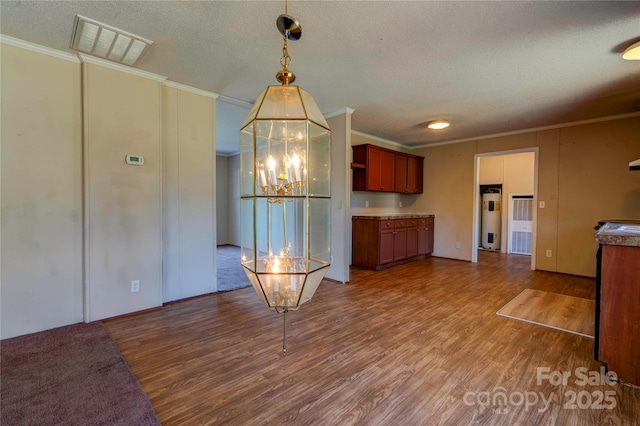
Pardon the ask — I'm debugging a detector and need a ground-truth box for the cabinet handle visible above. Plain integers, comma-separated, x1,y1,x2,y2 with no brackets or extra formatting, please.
393,231,397,235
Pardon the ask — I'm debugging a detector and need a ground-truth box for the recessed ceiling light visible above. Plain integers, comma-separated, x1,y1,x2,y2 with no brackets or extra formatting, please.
70,15,153,66
622,40,640,60
427,120,450,130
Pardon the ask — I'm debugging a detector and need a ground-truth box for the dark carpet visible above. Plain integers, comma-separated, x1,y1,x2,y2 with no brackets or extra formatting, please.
1,322,160,426
217,245,252,292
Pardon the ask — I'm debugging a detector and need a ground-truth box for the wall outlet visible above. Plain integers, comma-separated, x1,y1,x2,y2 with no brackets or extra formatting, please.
539,201,546,209
131,280,140,292
399,201,403,208
365,201,369,208
546,250,552,258
455,242,460,250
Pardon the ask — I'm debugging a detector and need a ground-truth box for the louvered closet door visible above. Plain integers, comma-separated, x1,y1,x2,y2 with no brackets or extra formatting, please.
509,195,533,255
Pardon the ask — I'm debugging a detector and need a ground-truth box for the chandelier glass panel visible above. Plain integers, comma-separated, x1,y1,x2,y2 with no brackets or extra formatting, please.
240,85,331,312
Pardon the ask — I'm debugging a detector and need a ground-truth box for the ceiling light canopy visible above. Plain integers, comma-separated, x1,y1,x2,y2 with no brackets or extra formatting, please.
622,40,640,60
427,120,450,130
70,15,153,66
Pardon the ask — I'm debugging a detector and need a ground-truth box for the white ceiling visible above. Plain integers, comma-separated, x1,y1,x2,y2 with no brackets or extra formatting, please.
2,1,639,155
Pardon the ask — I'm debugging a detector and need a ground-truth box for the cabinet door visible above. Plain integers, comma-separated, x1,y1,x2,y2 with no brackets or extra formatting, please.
417,218,433,255
417,227,427,255
393,228,407,261
395,154,408,193
406,227,419,258
379,229,395,264
367,147,383,191
426,220,434,254
415,158,424,193
406,156,417,193
380,150,395,192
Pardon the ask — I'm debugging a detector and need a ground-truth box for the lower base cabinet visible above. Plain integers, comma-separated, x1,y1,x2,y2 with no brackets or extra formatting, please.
352,216,434,271
596,244,640,386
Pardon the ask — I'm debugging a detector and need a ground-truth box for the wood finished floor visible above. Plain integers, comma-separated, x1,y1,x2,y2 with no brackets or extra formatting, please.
497,288,595,338
105,252,640,425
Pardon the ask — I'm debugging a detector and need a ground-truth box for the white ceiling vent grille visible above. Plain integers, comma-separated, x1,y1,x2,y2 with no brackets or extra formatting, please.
70,15,153,66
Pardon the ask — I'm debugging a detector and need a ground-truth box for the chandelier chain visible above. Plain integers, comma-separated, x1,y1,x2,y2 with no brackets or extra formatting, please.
280,32,292,68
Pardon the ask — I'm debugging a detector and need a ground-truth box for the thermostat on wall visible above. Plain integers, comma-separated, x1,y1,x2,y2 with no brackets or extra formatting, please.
125,155,144,165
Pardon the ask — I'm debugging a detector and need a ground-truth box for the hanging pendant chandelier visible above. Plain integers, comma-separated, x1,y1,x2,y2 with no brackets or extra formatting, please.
239,1,331,353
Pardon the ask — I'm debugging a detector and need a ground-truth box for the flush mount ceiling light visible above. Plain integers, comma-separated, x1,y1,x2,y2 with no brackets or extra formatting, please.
622,40,640,60
427,120,450,130
70,15,153,66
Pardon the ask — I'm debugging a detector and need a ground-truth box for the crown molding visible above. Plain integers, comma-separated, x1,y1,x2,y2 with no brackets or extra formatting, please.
217,95,252,109
79,53,166,82
0,35,80,63
163,80,219,99
351,130,407,149
417,111,640,149
325,107,355,119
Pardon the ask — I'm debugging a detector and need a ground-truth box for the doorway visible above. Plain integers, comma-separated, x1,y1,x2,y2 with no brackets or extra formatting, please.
472,149,538,270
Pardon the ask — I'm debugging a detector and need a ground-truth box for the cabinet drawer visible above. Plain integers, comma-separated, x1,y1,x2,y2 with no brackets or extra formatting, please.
394,219,406,228
418,217,434,227
380,220,394,230
407,219,418,227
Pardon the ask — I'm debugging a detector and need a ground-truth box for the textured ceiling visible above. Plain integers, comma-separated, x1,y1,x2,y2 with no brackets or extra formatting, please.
2,1,639,154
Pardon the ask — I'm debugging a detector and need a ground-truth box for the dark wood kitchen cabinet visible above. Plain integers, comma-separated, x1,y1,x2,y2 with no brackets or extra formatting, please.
392,219,407,261
379,223,395,264
596,243,640,386
395,153,424,194
352,215,435,271
352,144,395,192
352,144,423,194
406,219,419,258
417,217,434,255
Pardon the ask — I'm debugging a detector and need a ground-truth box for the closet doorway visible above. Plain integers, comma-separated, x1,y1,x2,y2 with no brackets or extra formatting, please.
472,149,538,270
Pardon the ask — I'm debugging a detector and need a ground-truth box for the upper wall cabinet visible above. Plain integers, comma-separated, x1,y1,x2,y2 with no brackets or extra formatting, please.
352,144,423,194
352,144,395,192
395,153,424,194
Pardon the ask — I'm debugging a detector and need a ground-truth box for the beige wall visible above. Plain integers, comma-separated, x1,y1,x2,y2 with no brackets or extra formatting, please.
1,44,83,339
416,117,640,276
227,154,241,246
83,62,163,320
556,120,640,276
416,141,477,261
162,86,217,302
216,156,229,245
326,111,353,283
2,40,220,337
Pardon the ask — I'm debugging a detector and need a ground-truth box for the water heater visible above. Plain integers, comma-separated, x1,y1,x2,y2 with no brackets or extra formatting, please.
482,191,501,250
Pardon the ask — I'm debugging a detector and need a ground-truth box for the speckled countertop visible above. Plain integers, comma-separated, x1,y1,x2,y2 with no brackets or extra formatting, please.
595,221,640,247
352,213,435,220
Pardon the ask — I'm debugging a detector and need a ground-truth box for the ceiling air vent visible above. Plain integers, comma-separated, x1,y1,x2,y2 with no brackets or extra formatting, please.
70,15,153,66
